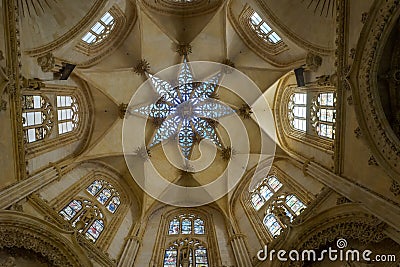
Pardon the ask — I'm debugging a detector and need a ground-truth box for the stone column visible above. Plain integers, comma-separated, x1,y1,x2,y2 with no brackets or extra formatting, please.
0,165,59,209
117,237,141,267
229,234,252,267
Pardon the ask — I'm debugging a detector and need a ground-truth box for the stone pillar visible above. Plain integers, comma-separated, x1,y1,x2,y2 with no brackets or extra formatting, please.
0,165,59,209
229,234,252,267
117,237,141,267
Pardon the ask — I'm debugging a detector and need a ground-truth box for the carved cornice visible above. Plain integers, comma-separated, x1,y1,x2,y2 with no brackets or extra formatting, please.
349,0,400,179
140,0,223,17
24,0,108,56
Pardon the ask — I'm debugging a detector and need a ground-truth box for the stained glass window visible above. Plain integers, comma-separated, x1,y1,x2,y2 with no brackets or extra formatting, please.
60,199,82,220
132,57,234,159
169,219,180,235
167,214,205,235
263,214,282,237
86,179,120,213
251,175,283,211
251,193,265,210
288,93,307,132
286,194,307,216
250,11,282,44
86,180,103,196
56,96,79,134
181,218,192,234
194,219,205,235
164,249,178,266
22,95,54,143
311,92,336,139
59,199,105,242
163,239,209,267
268,176,283,192
81,11,115,44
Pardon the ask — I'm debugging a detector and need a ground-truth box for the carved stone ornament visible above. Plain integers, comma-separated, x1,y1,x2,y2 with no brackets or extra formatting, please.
221,58,235,74
0,99,7,111
305,52,323,72
354,127,362,138
133,59,150,75
346,95,353,105
0,211,92,267
350,0,400,178
361,12,369,24
118,103,128,119
176,43,192,56
238,104,253,119
390,180,400,196
135,146,151,161
368,155,378,166
37,52,55,72
221,146,235,161
336,196,351,205
21,77,45,90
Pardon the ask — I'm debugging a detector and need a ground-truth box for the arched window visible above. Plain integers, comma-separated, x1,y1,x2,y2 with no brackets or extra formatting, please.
59,199,105,242
163,238,208,267
311,92,336,139
56,95,79,134
168,213,205,235
22,95,54,143
86,179,121,213
263,214,282,237
81,11,115,45
288,93,307,132
249,11,282,44
250,175,283,210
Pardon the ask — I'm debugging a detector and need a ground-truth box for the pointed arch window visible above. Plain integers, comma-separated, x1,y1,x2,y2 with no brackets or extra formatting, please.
22,95,54,143
311,92,336,139
82,11,115,45
286,194,307,216
86,179,121,213
57,95,79,134
249,11,282,44
288,93,307,132
59,199,105,242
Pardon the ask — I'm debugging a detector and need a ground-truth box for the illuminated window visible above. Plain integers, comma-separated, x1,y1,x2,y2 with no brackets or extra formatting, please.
311,92,336,139
82,12,115,44
86,179,120,213
250,175,283,210
57,96,79,134
164,238,208,267
263,214,282,237
288,93,307,132
59,199,105,242
168,213,205,235
249,11,282,44
22,95,54,143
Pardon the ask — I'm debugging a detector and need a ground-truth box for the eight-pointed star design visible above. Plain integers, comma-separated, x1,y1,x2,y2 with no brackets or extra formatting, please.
132,57,235,158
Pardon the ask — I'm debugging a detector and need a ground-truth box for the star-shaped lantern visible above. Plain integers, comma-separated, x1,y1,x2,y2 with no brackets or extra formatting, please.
132,57,234,159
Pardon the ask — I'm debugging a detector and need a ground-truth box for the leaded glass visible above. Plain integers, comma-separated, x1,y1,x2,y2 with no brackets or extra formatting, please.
56,95,79,134
131,58,235,159
169,219,180,235
311,92,336,139
251,193,265,210
194,219,205,235
259,186,273,201
250,11,282,44
288,93,307,132
97,188,112,204
195,248,208,266
164,249,178,266
86,180,103,196
263,214,282,237
60,200,82,220
85,219,104,242
268,176,282,192
286,195,306,216
82,11,115,44
182,218,192,234
106,196,120,213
